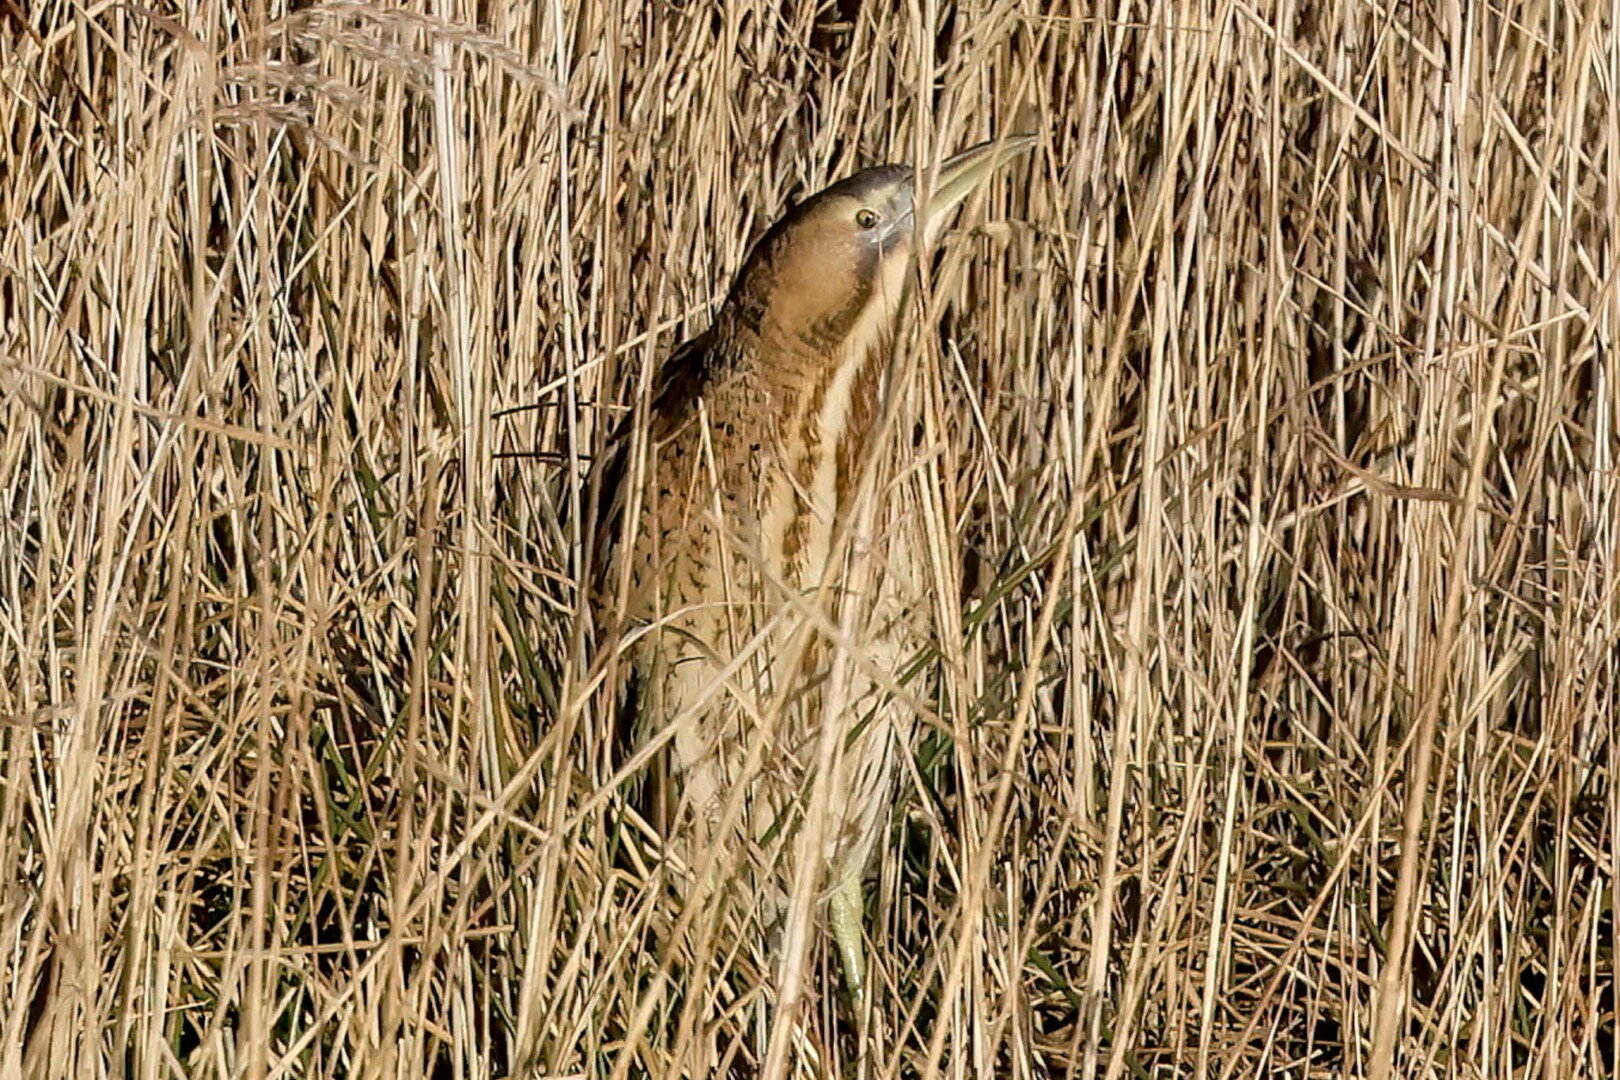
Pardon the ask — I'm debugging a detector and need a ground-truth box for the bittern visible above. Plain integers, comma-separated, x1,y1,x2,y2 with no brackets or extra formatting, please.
591,136,1033,1006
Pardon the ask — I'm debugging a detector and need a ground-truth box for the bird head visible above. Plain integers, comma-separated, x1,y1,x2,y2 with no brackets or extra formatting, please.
723,136,1036,364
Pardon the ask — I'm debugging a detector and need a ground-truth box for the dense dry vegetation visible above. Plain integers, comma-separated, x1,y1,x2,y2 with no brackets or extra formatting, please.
2,0,1616,1076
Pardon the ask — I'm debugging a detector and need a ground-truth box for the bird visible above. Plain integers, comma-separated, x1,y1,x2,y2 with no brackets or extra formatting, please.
588,135,1034,1010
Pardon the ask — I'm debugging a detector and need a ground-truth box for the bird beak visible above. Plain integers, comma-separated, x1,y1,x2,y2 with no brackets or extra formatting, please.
915,134,1036,248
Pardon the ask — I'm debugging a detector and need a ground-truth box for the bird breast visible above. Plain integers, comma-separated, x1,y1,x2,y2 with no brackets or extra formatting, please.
624,248,909,678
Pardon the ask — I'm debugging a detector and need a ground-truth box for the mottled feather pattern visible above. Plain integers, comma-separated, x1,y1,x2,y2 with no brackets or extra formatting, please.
583,145,1030,1005
591,293,916,876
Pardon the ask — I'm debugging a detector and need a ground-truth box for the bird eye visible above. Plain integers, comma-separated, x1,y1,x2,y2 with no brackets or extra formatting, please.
854,208,879,229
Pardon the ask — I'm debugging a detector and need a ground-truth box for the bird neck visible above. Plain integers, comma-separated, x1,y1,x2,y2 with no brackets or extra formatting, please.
710,280,904,490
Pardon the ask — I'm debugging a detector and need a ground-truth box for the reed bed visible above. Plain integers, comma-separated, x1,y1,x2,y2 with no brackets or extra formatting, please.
1,0,1615,1076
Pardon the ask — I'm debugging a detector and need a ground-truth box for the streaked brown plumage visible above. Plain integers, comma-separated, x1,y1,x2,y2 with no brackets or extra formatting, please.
591,137,1033,1004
